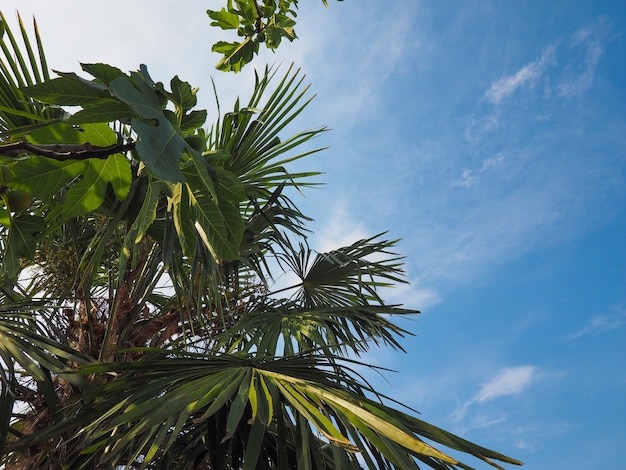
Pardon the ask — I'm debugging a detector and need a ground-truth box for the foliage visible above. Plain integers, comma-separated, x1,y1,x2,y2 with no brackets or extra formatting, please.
208,0,343,72
0,7,522,470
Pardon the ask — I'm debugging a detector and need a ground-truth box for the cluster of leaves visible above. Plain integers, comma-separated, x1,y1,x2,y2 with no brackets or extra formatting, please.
1,62,248,284
208,0,343,72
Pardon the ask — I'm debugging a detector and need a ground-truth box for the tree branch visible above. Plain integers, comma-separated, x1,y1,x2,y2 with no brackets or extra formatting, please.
252,0,264,33
0,141,135,160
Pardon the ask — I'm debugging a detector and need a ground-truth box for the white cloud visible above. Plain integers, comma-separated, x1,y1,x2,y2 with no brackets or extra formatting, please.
385,280,441,311
292,1,420,126
452,153,505,189
464,111,500,144
312,202,369,253
410,178,578,284
482,21,609,105
479,153,506,171
557,22,607,97
452,168,476,189
453,366,537,422
484,46,555,104
509,422,576,452
564,306,626,340
474,365,536,403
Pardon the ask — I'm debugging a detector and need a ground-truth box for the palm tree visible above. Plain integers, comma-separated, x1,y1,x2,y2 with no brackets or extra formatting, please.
0,12,522,469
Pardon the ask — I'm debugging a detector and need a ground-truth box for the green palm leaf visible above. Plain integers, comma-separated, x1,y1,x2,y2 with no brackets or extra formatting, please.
215,298,415,358
0,12,59,135
14,353,521,469
210,64,326,199
0,300,91,462
275,233,408,308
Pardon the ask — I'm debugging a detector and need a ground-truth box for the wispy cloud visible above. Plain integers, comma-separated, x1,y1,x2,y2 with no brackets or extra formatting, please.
474,365,536,402
508,421,576,452
295,1,418,124
484,46,555,104
313,202,441,311
452,153,505,189
482,20,611,107
557,21,608,97
453,366,537,421
385,280,442,310
564,306,626,340
410,180,575,283
312,202,370,253
452,168,476,189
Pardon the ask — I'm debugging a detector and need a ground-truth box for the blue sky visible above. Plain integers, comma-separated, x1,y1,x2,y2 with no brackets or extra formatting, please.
3,1,625,468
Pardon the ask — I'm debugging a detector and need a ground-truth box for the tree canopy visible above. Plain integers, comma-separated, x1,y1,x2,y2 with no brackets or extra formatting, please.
0,4,522,469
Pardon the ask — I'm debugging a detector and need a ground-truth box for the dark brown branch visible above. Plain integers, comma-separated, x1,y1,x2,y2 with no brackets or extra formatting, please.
0,140,135,161
252,0,264,33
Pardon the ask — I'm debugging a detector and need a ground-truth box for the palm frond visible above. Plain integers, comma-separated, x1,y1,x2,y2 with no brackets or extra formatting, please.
0,301,92,462
0,11,59,137
12,353,522,470
209,64,327,200
275,233,408,308
215,297,416,358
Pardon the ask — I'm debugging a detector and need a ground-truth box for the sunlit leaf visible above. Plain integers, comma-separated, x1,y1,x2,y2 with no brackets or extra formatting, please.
61,153,131,218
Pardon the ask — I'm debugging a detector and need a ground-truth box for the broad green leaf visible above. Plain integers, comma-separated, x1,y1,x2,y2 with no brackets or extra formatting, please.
190,186,236,260
0,205,10,226
171,182,197,257
109,76,185,182
185,162,244,260
25,122,116,146
61,153,131,218
207,7,241,30
0,213,45,280
184,133,207,152
205,149,231,166
79,121,119,146
10,121,130,216
235,0,258,23
66,100,132,124
132,116,186,183
168,75,197,112
80,62,127,85
122,178,168,267
108,76,161,120
180,109,207,132
23,75,108,106
217,200,245,255
213,39,259,73
10,157,86,199
217,168,247,203
26,122,86,144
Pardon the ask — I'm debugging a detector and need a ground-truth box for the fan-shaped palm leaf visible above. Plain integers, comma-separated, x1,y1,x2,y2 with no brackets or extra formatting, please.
12,353,522,470
0,301,91,460
209,63,326,201
214,298,415,358
275,233,408,308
